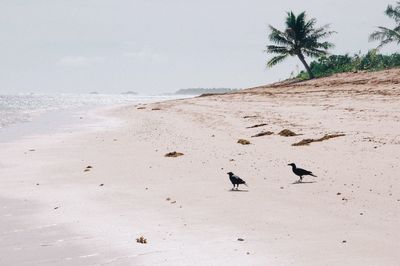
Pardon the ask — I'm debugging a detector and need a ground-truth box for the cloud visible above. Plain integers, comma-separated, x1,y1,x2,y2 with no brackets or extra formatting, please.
59,56,105,67
123,50,167,63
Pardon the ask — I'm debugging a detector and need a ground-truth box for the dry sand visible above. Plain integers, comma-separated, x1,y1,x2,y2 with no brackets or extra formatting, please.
1,69,400,265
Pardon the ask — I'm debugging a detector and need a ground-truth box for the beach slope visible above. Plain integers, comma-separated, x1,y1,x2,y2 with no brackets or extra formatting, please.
1,69,400,265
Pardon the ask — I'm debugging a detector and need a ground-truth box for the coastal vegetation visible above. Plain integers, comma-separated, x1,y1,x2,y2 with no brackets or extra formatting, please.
296,50,400,79
265,11,335,79
267,2,400,80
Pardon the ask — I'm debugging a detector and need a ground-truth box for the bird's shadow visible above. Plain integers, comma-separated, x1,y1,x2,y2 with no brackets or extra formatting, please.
292,181,317,185
228,189,249,192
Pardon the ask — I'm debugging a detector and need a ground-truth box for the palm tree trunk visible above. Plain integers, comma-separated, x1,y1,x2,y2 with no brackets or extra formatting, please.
297,53,314,79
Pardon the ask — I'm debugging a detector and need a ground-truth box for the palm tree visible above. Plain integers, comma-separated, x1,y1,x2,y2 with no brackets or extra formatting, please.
266,11,335,79
369,2,400,49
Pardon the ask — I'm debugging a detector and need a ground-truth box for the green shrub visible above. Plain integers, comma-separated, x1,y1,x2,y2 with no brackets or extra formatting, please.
296,51,400,79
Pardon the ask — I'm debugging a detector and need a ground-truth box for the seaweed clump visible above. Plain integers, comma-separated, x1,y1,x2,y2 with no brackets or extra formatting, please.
246,123,267,129
278,129,298,137
292,134,345,146
165,151,184,157
251,131,274,138
237,139,251,145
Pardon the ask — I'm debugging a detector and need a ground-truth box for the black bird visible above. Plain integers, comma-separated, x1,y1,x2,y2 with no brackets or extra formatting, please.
287,163,317,182
227,172,248,190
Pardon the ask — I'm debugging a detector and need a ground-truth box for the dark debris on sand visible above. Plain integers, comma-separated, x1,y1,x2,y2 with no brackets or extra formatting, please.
278,129,298,137
237,139,251,145
243,115,259,119
292,134,345,146
251,131,274,138
246,123,267,129
164,151,184,157
136,236,147,244
84,165,93,172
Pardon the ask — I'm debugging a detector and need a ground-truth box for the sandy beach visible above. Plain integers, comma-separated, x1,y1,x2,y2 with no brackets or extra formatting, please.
1,69,400,265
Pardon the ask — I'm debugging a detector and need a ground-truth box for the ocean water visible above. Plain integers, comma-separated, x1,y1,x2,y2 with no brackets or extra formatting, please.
0,93,188,129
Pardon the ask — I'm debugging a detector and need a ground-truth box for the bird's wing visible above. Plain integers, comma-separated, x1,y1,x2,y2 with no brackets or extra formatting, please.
297,168,312,175
233,175,246,184
299,168,317,177
232,175,240,180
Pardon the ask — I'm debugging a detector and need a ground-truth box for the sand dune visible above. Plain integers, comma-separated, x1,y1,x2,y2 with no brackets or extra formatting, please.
1,69,399,265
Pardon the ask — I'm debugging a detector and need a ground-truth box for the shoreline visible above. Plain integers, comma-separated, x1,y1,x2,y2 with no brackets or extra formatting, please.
1,70,400,265
0,94,193,143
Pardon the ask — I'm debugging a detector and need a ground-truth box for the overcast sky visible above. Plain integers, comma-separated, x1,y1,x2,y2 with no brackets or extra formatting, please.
0,0,397,94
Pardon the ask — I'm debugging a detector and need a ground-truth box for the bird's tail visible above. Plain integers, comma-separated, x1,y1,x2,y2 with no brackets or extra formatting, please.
244,182,248,187
310,173,317,177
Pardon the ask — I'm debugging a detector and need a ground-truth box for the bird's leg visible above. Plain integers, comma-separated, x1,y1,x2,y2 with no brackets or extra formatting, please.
299,176,303,183
236,185,239,190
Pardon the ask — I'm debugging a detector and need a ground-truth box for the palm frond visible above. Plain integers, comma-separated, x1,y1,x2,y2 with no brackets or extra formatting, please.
386,2,400,22
268,26,293,46
369,26,400,48
265,45,292,55
267,54,289,67
310,25,336,40
303,48,330,58
370,2,400,48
